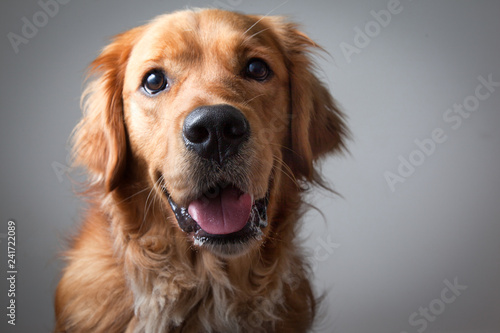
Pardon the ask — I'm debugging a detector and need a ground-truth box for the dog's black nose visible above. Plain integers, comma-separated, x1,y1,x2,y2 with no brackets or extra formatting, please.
183,104,250,164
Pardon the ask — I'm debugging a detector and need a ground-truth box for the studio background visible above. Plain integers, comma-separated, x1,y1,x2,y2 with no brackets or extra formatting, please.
1,0,499,332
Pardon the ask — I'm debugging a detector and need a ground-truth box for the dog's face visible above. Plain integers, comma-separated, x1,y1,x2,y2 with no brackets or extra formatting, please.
75,9,346,257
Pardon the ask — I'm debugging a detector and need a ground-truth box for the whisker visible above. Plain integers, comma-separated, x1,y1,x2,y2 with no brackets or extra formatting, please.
241,28,271,45
242,94,265,106
141,176,163,232
264,141,293,152
272,155,299,189
243,0,289,35
116,185,153,204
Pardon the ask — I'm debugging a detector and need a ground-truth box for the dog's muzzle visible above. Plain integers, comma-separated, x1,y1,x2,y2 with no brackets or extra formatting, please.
165,104,269,252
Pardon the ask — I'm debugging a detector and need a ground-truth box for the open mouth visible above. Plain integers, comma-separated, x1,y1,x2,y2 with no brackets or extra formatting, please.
164,184,269,250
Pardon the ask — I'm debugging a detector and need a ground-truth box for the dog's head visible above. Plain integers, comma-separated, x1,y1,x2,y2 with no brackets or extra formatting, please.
73,9,347,257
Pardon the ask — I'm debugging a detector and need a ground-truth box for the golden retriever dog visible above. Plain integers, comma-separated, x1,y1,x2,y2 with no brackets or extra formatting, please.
55,8,347,333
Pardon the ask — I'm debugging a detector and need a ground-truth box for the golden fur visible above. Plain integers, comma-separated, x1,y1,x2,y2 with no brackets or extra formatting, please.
55,8,347,333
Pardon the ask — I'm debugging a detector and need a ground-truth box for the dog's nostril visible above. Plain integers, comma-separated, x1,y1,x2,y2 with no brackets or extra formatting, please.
223,121,247,140
183,104,250,164
185,125,210,144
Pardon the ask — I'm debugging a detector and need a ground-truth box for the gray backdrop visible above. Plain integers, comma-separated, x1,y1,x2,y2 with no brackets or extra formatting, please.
1,0,499,332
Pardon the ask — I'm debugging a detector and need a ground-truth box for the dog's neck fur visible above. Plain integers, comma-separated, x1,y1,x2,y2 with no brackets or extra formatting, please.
105,177,315,333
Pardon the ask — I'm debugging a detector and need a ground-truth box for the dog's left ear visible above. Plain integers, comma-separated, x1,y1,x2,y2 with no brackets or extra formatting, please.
268,19,348,181
72,26,145,192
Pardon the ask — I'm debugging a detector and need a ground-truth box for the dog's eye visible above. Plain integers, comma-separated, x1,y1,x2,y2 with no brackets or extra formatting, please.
142,70,168,94
245,59,271,81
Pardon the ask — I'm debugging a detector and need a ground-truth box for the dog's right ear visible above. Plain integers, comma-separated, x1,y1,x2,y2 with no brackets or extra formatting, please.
264,18,348,182
72,26,145,192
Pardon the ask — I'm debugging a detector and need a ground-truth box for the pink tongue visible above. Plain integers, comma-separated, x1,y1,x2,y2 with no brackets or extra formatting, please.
188,186,252,235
